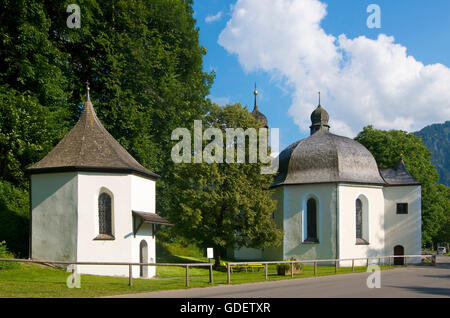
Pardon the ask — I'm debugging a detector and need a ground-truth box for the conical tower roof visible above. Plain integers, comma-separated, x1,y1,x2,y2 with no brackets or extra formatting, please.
26,88,159,180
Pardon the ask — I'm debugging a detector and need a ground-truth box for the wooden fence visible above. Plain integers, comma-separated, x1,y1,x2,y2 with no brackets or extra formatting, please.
0,258,213,287
0,254,435,287
225,254,434,284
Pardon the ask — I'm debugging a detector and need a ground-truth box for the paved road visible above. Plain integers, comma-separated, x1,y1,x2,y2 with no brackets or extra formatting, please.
111,256,450,298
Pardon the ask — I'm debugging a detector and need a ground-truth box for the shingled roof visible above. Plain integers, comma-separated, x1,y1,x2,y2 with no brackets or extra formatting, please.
26,90,159,180
379,158,420,186
271,102,386,187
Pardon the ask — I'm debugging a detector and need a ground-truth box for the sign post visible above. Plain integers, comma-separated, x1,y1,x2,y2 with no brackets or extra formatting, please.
207,248,214,284
207,248,214,262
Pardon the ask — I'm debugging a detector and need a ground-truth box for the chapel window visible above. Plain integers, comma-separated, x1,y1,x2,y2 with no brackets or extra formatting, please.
98,192,113,236
305,198,318,242
356,199,363,239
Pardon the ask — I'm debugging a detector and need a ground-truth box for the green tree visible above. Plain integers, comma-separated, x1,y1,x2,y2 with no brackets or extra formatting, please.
355,125,449,245
166,104,282,268
0,0,71,187
0,0,213,253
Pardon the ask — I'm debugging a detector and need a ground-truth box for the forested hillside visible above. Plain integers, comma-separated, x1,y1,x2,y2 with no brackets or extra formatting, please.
415,121,450,187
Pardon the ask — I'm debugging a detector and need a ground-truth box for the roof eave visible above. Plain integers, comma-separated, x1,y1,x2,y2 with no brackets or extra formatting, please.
25,165,160,180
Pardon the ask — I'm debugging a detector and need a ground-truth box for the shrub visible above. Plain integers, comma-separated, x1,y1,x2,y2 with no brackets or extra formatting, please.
276,258,303,275
0,241,20,270
0,180,29,257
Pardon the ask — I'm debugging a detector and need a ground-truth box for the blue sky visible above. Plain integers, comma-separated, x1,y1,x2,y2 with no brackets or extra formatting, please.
192,0,450,149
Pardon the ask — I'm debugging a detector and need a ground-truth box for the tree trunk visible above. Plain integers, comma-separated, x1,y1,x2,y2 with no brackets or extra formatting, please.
214,247,222,270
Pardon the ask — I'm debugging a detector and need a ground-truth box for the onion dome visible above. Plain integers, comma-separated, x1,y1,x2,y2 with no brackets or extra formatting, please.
26,84,159,180
310,92,330,135
251,86,268,128
272,101,385,187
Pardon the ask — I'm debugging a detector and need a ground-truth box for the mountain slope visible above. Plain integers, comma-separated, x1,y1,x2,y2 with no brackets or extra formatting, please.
415,121,450,186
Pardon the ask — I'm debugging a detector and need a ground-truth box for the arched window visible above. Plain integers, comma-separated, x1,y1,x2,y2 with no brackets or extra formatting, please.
98,192,112,236
356,199,363,239
306,198,318,242
355,196,369,245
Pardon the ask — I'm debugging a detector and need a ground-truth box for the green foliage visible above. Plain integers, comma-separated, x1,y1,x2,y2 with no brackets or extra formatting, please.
276,258,303,275
355,126,450,244
166,104,283,267
0,180,29,257
415,121,450,187
0,241,20,270
0,0,213,251
0,86,66,188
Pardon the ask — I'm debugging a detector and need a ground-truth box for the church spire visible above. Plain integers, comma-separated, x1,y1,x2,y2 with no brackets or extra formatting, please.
85,81,91,104
250,83,268,128
310,90,330,135
253,83,259,112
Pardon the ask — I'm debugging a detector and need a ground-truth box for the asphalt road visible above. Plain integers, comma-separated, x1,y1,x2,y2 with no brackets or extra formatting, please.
111,256,450,298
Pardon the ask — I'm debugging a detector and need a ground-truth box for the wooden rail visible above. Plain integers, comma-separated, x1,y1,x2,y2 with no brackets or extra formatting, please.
0,258,214,287
225,254,433,284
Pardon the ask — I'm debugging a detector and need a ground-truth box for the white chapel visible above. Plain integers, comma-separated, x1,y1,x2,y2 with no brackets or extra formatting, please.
236,95,422,265
26,87,171,278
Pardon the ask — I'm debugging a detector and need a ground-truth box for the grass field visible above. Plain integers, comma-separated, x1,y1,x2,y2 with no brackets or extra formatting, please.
0,243,406,298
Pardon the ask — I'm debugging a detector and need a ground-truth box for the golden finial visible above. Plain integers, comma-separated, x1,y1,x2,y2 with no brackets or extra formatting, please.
318,90,321,105
86,81,91,103
253,83,259,111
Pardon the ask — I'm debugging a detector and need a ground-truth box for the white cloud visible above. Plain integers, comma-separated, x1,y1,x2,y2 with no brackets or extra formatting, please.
218,0,450,137
205,11,223,23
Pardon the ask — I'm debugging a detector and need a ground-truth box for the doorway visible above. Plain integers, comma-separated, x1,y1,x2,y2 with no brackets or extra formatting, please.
394,245,404,265
140,240,148,277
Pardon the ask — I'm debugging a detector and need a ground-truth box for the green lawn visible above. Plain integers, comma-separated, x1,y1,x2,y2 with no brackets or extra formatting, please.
0,257,403,298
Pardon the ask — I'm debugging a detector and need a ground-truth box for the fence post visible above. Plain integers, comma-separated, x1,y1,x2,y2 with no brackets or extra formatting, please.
128,264,133,286
227,263,231,284
185,265,189,287
72,266,75,285
404,257,408,267
366,258,369,270
378,257,381,266
335,260,338,273
314,261,317,276
209,264,213,284
352,259,355,272
265,264,268,280
389,256,392,267
291,262,294,278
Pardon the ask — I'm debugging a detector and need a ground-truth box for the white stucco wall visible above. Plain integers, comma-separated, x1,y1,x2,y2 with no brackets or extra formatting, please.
31,172,78,263
383,185,422,263
338,184,385,266
232,182,422,266
75,173,156,278
282,183,337,262
130,175,156,278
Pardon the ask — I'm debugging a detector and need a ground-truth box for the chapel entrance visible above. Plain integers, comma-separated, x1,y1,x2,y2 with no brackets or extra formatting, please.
140,240,148,277
394,245,404,265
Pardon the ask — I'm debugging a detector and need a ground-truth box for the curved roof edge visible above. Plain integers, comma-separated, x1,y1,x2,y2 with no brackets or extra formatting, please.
26,166,160,180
